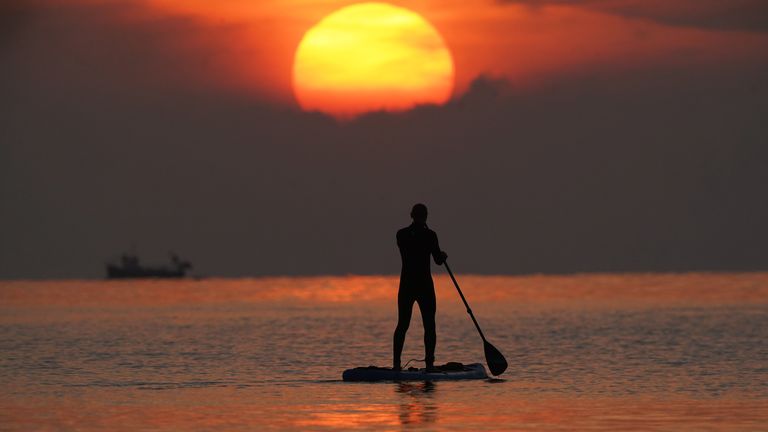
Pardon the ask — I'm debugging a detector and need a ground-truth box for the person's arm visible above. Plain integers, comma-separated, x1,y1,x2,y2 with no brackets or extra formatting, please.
431,232,447,265
396,230,406,260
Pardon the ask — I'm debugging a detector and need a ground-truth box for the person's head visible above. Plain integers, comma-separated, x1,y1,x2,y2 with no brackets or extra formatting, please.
410,203,428,224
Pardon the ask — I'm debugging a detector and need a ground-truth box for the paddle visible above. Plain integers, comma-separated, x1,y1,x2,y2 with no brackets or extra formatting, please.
444,262,508,376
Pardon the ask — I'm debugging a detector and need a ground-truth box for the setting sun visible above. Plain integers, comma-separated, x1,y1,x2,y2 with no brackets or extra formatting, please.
292,2,454,119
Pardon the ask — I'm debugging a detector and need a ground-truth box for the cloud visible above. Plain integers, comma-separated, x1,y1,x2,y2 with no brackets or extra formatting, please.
501,0,768,31
3,65,768,277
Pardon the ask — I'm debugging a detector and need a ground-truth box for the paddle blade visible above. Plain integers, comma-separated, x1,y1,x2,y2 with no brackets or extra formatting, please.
483,340,508,376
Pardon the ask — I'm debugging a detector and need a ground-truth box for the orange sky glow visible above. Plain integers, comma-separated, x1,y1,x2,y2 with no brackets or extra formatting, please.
31,0,768,114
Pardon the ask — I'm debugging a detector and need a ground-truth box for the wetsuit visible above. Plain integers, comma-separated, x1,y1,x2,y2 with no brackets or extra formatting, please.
394,222,445,367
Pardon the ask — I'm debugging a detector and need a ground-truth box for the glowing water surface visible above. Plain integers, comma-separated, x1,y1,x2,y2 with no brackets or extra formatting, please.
1,273,767,430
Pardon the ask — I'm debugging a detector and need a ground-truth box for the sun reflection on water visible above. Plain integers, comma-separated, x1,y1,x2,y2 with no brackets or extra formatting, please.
0,274,766,430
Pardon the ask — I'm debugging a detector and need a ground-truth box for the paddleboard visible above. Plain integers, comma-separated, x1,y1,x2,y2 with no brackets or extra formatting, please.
342,362,487,382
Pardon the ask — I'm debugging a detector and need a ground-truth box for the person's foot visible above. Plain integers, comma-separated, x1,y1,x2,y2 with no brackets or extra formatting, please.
392,362,402,371
425,364,439,373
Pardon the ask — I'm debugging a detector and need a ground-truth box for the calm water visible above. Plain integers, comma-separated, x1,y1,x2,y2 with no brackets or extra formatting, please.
1,274,767,430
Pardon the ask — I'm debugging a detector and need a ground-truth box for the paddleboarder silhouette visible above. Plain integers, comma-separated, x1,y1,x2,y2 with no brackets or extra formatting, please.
394,203,447,372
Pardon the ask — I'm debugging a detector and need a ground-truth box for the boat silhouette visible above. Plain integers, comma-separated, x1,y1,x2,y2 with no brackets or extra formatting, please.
106,252,192,279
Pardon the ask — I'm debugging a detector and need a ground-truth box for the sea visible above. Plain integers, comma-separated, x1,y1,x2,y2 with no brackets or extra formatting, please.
1,273,767,431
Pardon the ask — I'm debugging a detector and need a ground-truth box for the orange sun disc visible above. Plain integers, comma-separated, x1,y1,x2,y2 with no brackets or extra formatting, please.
292,2,455,119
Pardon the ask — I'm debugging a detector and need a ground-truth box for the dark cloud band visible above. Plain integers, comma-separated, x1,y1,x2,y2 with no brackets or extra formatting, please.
500,0,768,31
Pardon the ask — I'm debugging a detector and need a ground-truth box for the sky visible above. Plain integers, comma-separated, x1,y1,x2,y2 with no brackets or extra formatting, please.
1,0,767,278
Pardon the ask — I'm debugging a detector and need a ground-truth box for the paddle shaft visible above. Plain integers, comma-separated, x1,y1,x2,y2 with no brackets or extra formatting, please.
444,262,487,342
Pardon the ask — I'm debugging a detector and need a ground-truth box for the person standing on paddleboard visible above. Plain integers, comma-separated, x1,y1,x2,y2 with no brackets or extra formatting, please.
394,203,448,372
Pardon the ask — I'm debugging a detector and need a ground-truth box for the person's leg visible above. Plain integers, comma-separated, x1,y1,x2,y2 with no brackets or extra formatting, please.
417,288,437,370
393,289,414,370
